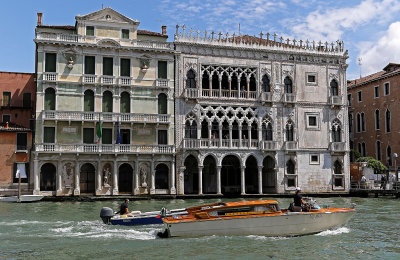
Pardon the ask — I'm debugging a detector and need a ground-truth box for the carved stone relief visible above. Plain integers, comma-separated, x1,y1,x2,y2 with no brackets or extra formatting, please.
62,162,74,188
139,163,149,188
103,163,112,187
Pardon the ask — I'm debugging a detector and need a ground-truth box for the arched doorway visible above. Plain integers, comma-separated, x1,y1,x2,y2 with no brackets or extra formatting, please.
221,155,241,195
40,163,56,191
80,163,95,194
155,164,169,189
203,155,217,193
119,163,133,193
245,155,258,194
184,155,198,194
262,156,276,193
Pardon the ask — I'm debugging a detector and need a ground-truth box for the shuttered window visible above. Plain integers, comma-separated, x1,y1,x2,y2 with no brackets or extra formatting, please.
102,128,112,144
83,128,94,144
120,58,130,77
158,130,167,145
122,29,129,39
102,91,113,112
103,57,113,76
86,26,94,36
158,61,167,79
84,90,94,112
45,53,56,72
44,88,55,110
44,127,55,143
85,56,95,75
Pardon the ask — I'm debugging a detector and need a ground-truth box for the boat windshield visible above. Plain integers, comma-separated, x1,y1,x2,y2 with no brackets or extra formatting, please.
209,204,280,217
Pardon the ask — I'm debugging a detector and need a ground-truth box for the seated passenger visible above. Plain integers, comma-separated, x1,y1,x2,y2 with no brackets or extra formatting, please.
293,187,305,212
119,199,130,215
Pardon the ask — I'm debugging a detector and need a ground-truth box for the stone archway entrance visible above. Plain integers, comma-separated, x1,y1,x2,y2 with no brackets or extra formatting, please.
221,155,241,195
155,164,169,189
184,155,198,194
245,155,258,194
203,155,217,194
40,163,56,191
80,163,95,194
263,156,276,193
119,163,133,193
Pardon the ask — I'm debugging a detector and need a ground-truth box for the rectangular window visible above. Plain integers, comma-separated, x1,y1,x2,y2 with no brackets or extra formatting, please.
384,82,390,96
307,75,316,83
2,91,11,107
158,130,168,145
358,91,362,102
120,129,130,144
158,61,168,79
85,56,95,75
30,119,35,131
23,93,31,108
308,116,317,126
310,154,319,165
102,128,112,144
287,177,296,188
103,57,113,76
83,128,94,144
377,141,381,161
3,114,11,123
333,176,344,187
347,94,352,106
45,53,56,72
16,133,28,151
306,113,320,130
86,26,94,36
122,29,129,39
43,127,55,143
120,58,131,77
374,86,379,98
13,163,29,184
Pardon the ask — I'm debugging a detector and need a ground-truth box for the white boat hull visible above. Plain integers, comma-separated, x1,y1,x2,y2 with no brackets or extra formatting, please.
0,195,44,202
165,210,356,237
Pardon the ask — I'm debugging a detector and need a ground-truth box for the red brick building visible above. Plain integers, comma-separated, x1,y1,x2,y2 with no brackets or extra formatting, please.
0,72,35,194
347,63,400,168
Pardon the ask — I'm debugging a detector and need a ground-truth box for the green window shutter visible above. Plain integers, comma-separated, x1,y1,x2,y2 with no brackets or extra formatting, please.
158,93,167,114
103,57,113,76
102,128,112,144
120,58,130,77
45,53,56,72
122,29,129,39
44,127,55,143
85,56,95,75
23,93,31,108
158,61,167,79
102,91,113,112
44,88,55,110
86,26,94,36
120,92,130,113
83,128,94,144
84,90,94,112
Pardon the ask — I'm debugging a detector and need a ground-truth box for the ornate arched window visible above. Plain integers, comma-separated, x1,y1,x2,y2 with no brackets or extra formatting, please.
212,71,219,89
186,69,196,89
240,74,247,91
286,120,294,141
286,160,295,174
158,93,167,114
334,160,342,175
202,71,209,89
249,74,256,91
332,119,341,142
185,120,197,139
376,141,381,161
102,90,113,112
262,116,273,141
120,91,130,113
262,74,270,92
375,110,380,130
386,109,391,132
356,113,361,132
44,88,56,110
284,77,293,93
330,80,338,96
221,72,229,90
361,112,365,131
84,89,94,112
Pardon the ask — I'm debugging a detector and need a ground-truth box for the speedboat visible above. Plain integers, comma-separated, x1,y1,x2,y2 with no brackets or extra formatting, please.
100,207,187,226
0,195,44,203
159,199,356,237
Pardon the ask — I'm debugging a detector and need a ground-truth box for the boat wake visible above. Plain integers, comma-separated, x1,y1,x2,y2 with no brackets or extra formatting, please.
316,227,350,236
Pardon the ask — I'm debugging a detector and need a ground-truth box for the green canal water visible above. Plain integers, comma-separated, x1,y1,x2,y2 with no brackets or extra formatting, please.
0,197,399,260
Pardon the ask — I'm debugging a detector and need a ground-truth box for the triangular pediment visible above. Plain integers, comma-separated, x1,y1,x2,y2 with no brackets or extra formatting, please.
76,7,139,25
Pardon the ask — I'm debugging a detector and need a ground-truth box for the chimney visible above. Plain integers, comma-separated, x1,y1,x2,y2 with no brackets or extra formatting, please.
162,25,167,36
37,12,43,26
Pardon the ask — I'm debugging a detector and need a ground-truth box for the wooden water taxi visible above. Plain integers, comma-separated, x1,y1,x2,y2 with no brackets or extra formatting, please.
160,199,356,237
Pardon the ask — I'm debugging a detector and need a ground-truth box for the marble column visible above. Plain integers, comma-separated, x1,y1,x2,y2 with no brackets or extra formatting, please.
241,166,246,195
216,166,222,195
238,125,242,148
33,157,40,195
150,160,155,194
134,160,140,194
96,161,102,195
198,166,203,195
74,162,80,195
248,125,252,148
229,125,232,148
258,166,263,194
170,160,176,194
112,161,118,195
178,166,186,195
56,160,63,195
219,125,222,147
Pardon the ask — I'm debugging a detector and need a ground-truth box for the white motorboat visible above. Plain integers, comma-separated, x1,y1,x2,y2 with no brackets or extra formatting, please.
0,195,44,203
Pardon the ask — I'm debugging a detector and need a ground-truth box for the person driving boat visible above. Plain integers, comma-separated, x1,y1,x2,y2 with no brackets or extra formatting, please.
293,187,305,212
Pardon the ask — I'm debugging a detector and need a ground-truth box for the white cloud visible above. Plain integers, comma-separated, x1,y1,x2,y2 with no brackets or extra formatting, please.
358,21,400,75
291,0,400,41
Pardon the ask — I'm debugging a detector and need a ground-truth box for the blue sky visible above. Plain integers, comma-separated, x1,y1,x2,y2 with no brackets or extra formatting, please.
1,0,400,80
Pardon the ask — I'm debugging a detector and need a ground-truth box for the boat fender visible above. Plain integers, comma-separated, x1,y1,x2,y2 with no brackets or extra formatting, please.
100,207,114,224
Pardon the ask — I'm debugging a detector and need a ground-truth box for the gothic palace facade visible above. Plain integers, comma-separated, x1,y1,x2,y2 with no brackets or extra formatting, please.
32,8,350,196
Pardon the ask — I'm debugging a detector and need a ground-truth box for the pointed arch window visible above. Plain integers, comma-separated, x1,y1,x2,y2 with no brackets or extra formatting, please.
185,120,197,139
212,72,219,89
362,142,366,157
284,77,293,93
262,74,270,92
286,160,295,174
221,72,229,90
186,69,196,89
249,74,256,91
262,117,273,141
386,109,391,132
202,71,210,89
387,146,392,166
231,73,238,90
375,110,380,130
356,113,361,132
240,74,247,91
349,113,353,133
361,112,365,132
334,160,342,175
332,119,341,142
286,120,294,141
330,80,339,96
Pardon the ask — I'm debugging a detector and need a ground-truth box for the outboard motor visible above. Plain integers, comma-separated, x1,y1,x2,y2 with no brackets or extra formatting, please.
100,207,114,224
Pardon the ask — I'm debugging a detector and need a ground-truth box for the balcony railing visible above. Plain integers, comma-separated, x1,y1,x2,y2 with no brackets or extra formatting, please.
83,75,97,84
119,76,132,86
330,95,342,106
42,111,171,123
43,72,58,82
185,89,258,100
184,88,199,98
261,141,277,150
183,138,260,149
156,79,169,87
283,93,296,103
285,141,297,151
101,75,115,85
330,142,346,153
35,143,175,154
261,92,273,102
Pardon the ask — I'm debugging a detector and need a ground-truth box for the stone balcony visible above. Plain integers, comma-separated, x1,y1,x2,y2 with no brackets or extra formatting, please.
330,95,342,106
100,75,115,85
183,88,258,101
183,138,278,151
284,141,298,151
43,72,58,82
283,93,296,103
156,79,169,88
42,111,171,124
330,142,346,153
260,92,273,103
35,143,175,154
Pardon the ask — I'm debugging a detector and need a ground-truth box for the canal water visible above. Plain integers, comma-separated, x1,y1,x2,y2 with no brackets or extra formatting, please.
0,197,399,259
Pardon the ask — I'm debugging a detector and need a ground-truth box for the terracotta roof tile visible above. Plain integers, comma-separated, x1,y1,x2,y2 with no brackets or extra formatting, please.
137,29,167,38
37,25,76,30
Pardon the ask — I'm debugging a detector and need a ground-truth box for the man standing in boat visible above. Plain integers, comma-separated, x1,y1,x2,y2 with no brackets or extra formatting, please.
120,199,130,215
293,187,305,212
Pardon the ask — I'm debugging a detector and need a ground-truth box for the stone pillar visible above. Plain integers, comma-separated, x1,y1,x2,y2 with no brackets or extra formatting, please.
96,161,102,195
219,124,222,147
241,166,246,195
216,166,222,195
229,125,233,148
56,160,63,195
248,125,252,148
170,159,176,194
74,162,80,195
33,157,40,195
238,125,242,148
150,160,155,194
258,166,263,194
112,161,118,195
198,166,203,195
134,160,140,194
178,166,185,195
